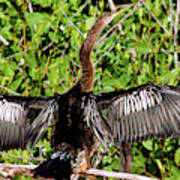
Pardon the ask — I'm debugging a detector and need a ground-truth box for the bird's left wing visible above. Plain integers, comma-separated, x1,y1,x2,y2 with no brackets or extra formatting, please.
96,83,180,145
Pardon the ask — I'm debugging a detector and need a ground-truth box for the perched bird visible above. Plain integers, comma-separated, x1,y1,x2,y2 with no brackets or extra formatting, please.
0,9,179,179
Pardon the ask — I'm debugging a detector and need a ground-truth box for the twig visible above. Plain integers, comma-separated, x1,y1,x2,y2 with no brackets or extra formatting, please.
18,36,24,47
3,49,29,60
59,7,84,37
0,35,9,46
169,0,173,33
26,0,36,31
42,42,54,51
108,0,116,12
162,0,167,9
95,36,117,66
173,0,180,66
0,151,45,162
0,163,157,180
141,0,170,35
76,168,158,180
0,163,37,169
67,57,81,68
71,1,88,18
0,85,19,96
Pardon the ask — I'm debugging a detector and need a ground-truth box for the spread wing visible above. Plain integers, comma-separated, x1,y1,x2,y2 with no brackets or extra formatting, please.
96,83,180,145
0,95,57,150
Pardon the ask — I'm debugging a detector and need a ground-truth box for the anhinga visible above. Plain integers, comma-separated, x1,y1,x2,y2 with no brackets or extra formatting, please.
0,10,179,179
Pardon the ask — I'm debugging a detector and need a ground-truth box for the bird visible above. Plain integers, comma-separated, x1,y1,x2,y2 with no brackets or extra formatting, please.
0,9,179,179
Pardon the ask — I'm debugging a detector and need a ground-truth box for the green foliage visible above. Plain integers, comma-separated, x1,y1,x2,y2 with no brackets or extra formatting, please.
0,0,179,179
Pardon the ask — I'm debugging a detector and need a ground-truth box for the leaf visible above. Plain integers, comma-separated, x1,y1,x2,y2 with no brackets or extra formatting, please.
155,159,165,173
170,166,180,179
4,63,15,77
135,43,152,54
9,76,23,91
25,12,51,26
25,52,37,68
111,158,120,171
142,139,158,151
86,17,95,30
33,0,53,7
174,148,180,166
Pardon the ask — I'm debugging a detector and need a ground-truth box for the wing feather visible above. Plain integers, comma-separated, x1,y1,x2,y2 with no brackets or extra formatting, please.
0,95,57,150
96,83,180,146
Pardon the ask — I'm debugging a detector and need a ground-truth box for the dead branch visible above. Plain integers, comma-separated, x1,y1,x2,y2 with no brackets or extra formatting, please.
0,163,37,169
0,163,157,180
78,169,158,180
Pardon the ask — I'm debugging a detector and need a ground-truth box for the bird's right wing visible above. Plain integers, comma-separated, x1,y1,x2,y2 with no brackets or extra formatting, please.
0,95,57,150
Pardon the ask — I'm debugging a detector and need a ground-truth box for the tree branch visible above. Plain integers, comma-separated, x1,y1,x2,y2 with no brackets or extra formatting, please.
78,169,158,180
0,163,157,180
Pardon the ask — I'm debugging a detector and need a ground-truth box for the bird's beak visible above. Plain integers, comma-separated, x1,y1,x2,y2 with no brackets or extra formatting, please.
114,4,133,17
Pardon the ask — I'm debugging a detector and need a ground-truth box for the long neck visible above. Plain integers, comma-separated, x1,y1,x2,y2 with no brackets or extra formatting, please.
79,13,117,92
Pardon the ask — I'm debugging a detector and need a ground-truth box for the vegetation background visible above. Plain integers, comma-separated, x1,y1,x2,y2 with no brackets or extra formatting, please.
0,0,179,179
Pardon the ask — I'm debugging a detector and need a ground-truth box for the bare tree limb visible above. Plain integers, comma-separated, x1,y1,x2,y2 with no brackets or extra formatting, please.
0,163,37,169
0,163,157,180
75,169,157,180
